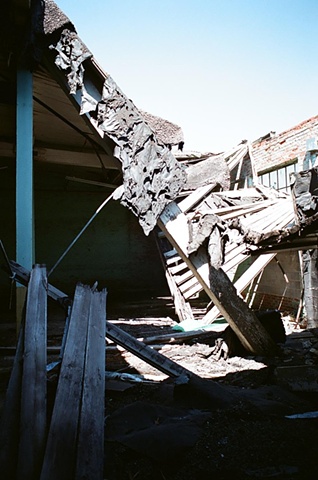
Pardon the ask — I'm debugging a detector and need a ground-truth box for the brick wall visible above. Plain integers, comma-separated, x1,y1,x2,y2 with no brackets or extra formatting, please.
251,115,318,173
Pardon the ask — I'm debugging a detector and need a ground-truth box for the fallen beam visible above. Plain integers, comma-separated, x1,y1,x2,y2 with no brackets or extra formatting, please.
18,265,47,480
158,201,278,355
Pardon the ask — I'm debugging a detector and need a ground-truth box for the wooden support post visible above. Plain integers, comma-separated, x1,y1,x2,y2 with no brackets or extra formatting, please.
17,265,47,480
40,284,91,480
158,202,278,355
40,284,107,480
76,288,106,480
16,67,34,331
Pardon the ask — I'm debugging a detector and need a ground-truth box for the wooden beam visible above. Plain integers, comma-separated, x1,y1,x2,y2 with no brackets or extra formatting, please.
106,321,196,379
75,288,106,480
40,284,91,480
158,201,277,355
17,265,47,480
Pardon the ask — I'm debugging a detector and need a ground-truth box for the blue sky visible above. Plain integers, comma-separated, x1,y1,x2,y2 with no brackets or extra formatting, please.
56,0,318,153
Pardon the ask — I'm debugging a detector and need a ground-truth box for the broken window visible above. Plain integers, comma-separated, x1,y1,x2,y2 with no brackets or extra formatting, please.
259,161,299,193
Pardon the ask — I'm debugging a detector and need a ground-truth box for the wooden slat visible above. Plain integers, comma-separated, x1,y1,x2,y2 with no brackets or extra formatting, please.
40,284,91,480
165,253,182,265
218,200,275,220
165,270,195,322
178,184,216,213
168,261,189,275
195,199,274,218
234,253,276,293
106,321,197,378
183,281,204,300
17,265,47,480
179,275,200,293
76,288,106,480
175,269,195,286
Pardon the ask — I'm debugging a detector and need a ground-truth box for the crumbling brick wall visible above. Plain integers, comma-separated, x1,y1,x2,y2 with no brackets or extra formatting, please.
251,115,318,174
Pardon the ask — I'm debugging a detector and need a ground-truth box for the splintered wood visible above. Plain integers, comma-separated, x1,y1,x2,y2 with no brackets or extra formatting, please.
41,284,106,480
0,265,47,480
0,268,107,480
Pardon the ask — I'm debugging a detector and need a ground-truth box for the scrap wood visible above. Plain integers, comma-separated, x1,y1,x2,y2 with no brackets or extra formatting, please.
40,283,106,480
0,265,47,480
18,266,47,480
6,261,234,406
105,325,220,346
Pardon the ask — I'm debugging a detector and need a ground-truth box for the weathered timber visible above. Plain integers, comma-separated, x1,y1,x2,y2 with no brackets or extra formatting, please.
6,263,235,409
138,329,220,345
40,284,91,480
158,201,278,355
106,321,234,408
17,265,47,480
178,184,220,213
0,313,25,480
106,321,195,378
76,288,106,480
165,268,195,321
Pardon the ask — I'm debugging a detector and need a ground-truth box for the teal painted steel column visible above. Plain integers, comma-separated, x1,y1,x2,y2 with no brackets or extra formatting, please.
16,67,34,269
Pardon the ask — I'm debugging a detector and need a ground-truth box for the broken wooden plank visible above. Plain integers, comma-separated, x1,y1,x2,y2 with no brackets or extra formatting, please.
76,288,106,480
106,321,196,378
158,201,278,355
17,265,47,480
178,184,217,213
165,269,195,322
40,284,91,480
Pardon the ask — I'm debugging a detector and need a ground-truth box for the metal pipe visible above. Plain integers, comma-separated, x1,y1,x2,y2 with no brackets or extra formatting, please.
48,186,121,277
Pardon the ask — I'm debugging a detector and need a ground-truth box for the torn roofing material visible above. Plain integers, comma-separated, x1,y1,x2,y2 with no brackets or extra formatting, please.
39,0,187,235
43,0,75,35
140,110,184,150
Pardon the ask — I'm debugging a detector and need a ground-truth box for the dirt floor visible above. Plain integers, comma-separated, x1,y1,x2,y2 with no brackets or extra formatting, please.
1,298,318,480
